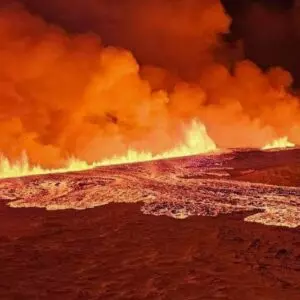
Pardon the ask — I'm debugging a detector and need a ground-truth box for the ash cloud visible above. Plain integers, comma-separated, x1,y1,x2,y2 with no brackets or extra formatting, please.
16,0,232,80
1,1,300,167
17,0,300,83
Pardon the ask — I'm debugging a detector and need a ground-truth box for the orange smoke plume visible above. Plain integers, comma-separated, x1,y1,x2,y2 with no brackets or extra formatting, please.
0,1,300,175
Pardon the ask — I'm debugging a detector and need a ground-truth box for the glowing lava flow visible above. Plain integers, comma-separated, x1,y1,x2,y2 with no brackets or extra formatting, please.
0,120,217,179
262,137,295,150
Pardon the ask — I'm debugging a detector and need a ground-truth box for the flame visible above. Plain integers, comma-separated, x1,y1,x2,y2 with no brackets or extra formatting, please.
0,120,217,179
262,137,295,150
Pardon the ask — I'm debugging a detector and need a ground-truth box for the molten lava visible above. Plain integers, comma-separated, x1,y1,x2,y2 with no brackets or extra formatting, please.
262,137,295,150
1,119,298,180
0,120,216,179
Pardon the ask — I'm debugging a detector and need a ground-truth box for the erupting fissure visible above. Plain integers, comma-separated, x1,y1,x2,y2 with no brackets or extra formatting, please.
1,1,300,180
0,120,295,179
262,137,296,150
0,120,217,179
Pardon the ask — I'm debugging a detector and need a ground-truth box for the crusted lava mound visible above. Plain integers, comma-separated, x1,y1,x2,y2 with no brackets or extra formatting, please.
1,148,300,228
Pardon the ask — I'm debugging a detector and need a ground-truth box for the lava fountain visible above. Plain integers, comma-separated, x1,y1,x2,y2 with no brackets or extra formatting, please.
262,137,295,150
1,119,297,180
0,120,217,179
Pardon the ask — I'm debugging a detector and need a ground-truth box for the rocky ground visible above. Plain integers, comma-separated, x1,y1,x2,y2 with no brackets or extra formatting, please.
0,148,300,299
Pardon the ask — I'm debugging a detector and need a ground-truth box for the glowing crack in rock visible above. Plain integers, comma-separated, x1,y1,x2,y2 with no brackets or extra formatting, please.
1,149,300,228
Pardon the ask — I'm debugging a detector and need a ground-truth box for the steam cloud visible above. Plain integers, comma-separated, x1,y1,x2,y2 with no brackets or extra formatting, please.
1,0,300,167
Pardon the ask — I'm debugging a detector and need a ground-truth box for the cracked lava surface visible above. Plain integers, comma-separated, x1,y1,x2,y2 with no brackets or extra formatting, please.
1,148,300,228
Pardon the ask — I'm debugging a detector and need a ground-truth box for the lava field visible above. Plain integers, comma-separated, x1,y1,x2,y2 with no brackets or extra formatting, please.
1,148,300,228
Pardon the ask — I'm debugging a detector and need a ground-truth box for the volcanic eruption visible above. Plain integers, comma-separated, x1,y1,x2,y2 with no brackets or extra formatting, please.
1,2,300,299
0,0,299,179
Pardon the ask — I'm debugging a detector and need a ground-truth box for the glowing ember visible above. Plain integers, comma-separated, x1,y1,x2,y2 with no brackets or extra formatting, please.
262,137,295,150
0,120,217,179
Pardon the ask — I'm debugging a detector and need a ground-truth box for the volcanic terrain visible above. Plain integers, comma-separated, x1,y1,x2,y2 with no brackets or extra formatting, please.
0,148,300,299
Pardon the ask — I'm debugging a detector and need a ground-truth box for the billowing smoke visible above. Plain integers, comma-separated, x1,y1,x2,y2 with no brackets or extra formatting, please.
17,0,233,80
0,1,300,167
